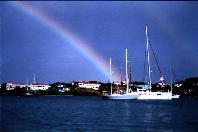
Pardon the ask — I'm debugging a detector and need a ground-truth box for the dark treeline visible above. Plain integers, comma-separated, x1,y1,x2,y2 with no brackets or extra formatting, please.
175,77,198,97
1,77,198,97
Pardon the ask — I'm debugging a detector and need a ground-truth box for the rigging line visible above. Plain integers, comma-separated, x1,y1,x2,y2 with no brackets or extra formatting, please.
148,39,164,78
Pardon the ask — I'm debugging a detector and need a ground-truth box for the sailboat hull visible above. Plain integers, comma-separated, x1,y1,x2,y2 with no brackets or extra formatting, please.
103,93,139,100
137,92,172,100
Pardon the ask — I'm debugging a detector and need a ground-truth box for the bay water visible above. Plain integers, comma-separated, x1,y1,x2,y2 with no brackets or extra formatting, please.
1,96,198,132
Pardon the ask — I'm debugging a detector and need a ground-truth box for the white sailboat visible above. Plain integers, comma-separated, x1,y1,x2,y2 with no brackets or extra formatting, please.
137,25,172,100
103,49,139,99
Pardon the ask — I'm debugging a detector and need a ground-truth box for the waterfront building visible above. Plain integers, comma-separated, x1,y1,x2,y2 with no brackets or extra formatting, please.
114,81,126,86
5,82,26,90
78,81,101,90
29,83,50,91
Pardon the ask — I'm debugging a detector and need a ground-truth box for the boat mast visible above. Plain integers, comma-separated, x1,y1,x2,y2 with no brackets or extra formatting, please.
170,65,173,94
110,58,112,95
26,78,29,86
126,48,129,93
120,69,123,85
146,25,152,89
33,74,36,84
26,78,29,91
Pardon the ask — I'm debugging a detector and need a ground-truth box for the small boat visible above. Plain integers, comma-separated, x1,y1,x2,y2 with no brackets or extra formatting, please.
172,94,180,99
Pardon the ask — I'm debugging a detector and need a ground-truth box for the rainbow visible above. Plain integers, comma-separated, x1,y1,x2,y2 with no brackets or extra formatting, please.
10,1,119,81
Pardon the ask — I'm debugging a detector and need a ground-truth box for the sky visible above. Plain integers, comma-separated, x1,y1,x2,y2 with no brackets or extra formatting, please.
1,1,198,84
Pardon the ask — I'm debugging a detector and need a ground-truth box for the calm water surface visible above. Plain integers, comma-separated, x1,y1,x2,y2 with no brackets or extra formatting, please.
1,96,198,132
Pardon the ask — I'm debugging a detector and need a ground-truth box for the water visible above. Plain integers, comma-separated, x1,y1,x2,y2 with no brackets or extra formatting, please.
1,96,198,132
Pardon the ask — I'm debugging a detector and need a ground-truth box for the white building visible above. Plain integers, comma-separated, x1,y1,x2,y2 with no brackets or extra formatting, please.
78,81,101,90
114,81,127,86
29,83,50,91
174,83,182,88
6,82,26,90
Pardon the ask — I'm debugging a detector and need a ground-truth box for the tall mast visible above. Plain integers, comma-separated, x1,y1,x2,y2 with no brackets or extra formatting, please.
26,78,29,86
146,25,152,89
33,74,36,84
120,69,123,84
126,48,129,93
170,65,173,94
110,58,112,95
26,78,29,91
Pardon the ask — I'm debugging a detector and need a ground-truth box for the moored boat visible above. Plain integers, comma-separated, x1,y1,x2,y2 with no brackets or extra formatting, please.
172,94,180,99
103,49,139,100
137,25,172,100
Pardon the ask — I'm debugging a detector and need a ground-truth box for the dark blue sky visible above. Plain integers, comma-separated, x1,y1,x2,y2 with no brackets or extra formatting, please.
1,1,198,84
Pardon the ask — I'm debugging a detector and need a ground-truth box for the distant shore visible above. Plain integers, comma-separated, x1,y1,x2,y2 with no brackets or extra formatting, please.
42,95,73,96
1,77,198,97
